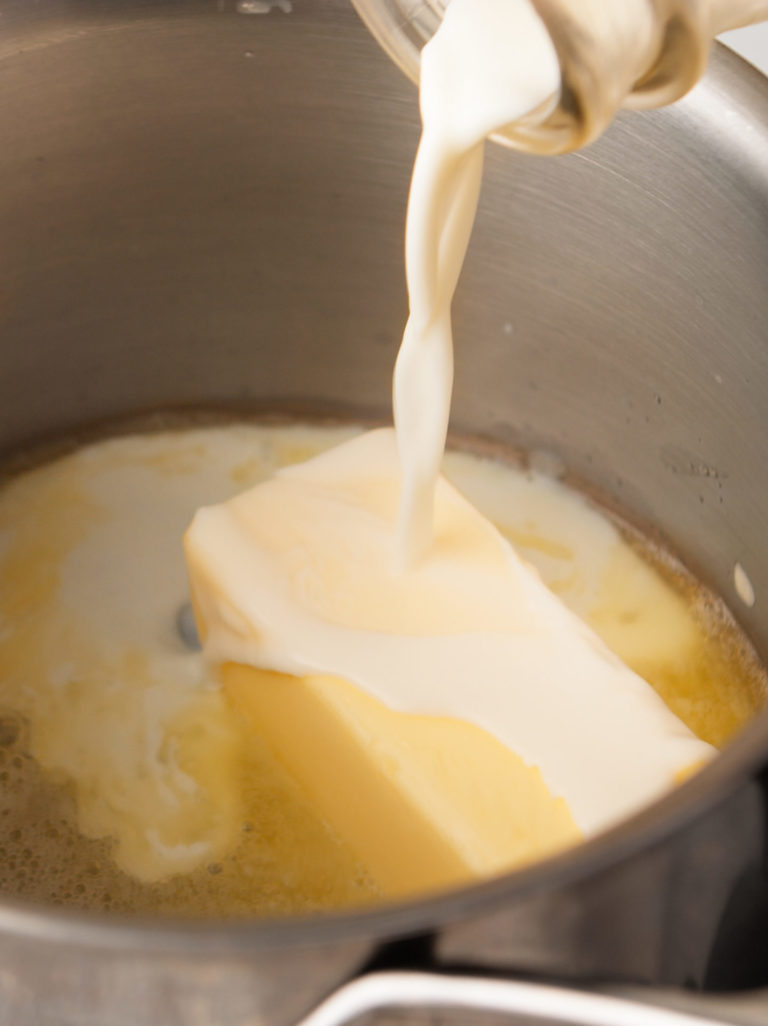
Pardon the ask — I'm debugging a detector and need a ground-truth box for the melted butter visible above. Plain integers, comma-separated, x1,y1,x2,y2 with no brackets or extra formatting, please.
0,425,376,911
0,424,763,912
442,449,764,749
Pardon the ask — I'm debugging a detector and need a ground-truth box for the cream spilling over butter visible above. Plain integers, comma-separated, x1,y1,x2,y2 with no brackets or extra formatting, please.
186,428,713,842
184,0,716,882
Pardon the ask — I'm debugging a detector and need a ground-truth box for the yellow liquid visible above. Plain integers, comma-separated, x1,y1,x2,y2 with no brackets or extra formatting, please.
0,421,763,916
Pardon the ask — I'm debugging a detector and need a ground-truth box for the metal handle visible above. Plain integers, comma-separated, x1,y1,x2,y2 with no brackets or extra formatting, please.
294,971,764,1026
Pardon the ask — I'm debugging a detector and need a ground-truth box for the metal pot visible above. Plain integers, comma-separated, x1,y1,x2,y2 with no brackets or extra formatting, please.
0,1,767,1023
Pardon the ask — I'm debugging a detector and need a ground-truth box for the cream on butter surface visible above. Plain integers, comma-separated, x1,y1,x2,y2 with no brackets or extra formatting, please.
186,428,714,840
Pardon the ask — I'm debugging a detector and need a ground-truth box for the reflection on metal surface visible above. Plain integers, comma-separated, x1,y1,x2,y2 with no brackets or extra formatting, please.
237,0,293,14
295,972,734,1026
735,563,757,608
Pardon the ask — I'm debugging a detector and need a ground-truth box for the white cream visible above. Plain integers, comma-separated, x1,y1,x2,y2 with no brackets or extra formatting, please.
394,0,560,565
392,0,768,561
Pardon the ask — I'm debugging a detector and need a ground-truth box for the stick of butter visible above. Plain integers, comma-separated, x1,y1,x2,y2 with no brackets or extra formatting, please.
185,429,713,895
224,666,578,897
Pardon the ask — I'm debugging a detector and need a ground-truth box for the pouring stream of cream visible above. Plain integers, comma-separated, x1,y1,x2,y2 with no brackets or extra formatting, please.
394,0,560,565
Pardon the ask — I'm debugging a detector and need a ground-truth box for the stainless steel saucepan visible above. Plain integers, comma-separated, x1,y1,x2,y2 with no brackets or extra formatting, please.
1,1,767,1023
